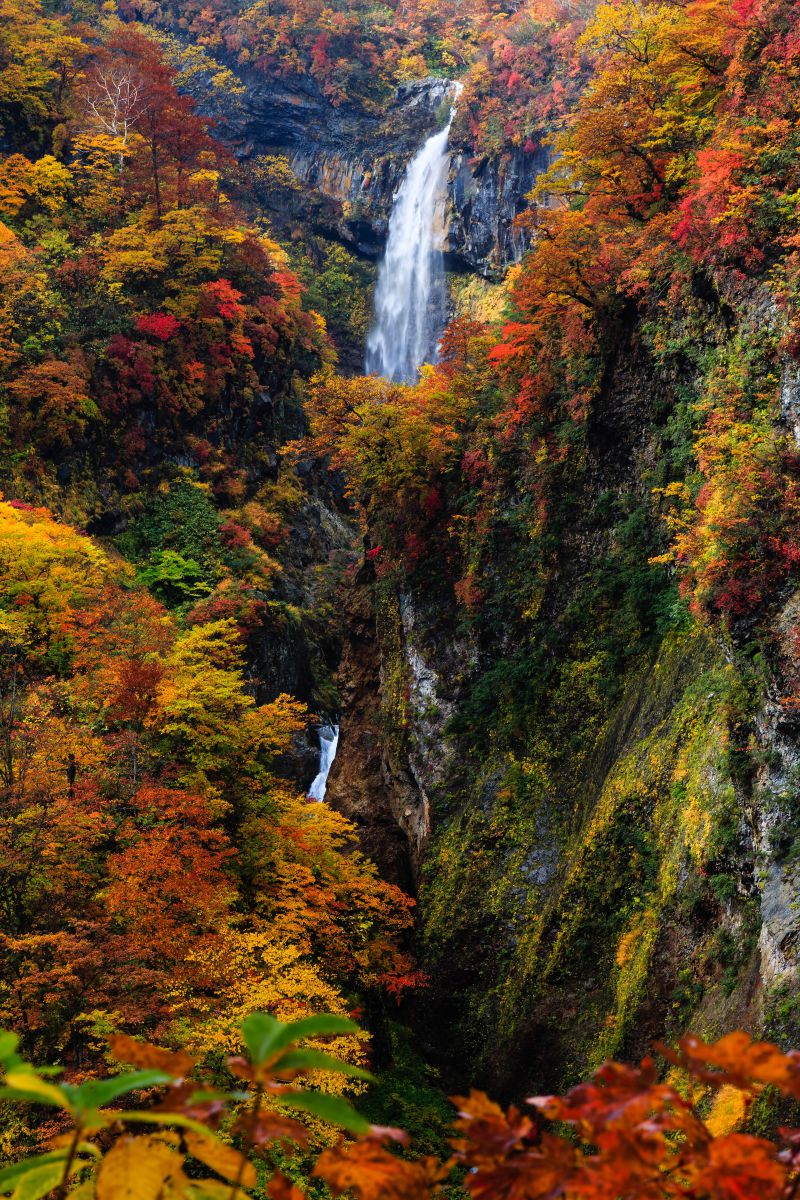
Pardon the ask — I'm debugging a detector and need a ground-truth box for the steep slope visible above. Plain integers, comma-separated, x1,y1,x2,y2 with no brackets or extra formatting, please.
322,322,761,1095
308,0,800,1098
8,0,800,1117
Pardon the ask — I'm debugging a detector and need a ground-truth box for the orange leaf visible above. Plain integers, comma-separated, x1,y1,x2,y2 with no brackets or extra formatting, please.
314,1140,443,1200
184,1130,256,1187
110,1033,196,1078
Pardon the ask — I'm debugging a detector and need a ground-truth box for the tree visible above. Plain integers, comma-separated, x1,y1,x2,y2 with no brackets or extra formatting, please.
0,501,415,1058
7,353,99,450
0,0,84,148
96,26,221,217
84,60,143,170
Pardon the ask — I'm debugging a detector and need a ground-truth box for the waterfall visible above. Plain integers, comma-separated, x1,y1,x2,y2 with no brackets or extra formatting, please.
365,87,460,383
308,723,339,802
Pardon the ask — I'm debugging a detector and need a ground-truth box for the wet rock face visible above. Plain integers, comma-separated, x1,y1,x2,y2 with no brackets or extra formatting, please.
323,565,417,892
445,145,549,275
204,71,543,276
215,74,450,165
323,572,475,891
754,684,800,993
757,361,800,995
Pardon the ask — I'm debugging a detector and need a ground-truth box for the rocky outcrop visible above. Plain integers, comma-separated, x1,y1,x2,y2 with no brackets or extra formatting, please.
756,362,800,993
324,564,479,890
201,70,543,275
445,145,548,274
323,565,417,891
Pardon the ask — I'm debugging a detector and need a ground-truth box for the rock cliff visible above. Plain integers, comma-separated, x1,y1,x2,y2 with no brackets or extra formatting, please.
322,318,800,1100
203,71,543,276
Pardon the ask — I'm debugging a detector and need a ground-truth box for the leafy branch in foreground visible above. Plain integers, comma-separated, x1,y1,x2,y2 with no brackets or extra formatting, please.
6,1020,800,1199
0,1012,376,1200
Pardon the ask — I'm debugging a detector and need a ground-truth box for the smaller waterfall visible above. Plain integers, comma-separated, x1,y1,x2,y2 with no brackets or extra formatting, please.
308,724,339,802
365,86,460,383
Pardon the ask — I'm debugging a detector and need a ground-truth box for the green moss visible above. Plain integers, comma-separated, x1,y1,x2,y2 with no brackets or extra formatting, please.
421,623,750,1085
360,1023,455,1159
746,1084,800,1140
764,981,800,1046
376,580,410,753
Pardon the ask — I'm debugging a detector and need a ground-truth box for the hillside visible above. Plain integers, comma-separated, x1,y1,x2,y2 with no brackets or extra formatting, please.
4,0,800,1195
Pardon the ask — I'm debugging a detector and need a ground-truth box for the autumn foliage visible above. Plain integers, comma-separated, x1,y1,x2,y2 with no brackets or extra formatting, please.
6,1019,800,1199
0,1,329,518
486,0,800,624
8,0,800,1194
0,0,430,1141
0,499,414,1073
295,0,800,638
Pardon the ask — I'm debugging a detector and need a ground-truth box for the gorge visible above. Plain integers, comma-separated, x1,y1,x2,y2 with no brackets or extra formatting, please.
6,0,800,1176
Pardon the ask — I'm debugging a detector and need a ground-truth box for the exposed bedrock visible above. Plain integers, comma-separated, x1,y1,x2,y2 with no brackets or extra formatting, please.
205,72,544,276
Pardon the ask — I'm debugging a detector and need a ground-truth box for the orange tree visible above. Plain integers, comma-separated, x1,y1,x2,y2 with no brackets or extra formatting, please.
0,501,414,1065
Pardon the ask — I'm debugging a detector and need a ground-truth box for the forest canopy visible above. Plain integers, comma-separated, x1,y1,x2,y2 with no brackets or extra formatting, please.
5,0,800,1196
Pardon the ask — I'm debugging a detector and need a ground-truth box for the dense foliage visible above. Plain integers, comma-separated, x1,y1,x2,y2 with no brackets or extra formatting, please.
0,0,416,1126
114,0,578,124
0,4,329,510
6,1017,800,1199
8,0,800,1192
0,498,415,1070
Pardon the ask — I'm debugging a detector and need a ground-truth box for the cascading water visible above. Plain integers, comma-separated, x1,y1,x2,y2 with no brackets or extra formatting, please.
365,86,460,383
308,724,339,802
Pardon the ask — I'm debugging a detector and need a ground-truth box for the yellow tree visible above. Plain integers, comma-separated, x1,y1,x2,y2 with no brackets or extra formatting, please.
0,0,84,146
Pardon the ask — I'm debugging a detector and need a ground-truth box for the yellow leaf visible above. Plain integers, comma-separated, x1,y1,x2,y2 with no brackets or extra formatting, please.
95,1136,184,1200
183,1132,256,1187
4,1070,67,1108
706,1084,748,1137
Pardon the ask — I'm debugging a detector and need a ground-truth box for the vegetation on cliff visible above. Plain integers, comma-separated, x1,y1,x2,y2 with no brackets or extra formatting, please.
303,0,800,1091
6,0,800,1192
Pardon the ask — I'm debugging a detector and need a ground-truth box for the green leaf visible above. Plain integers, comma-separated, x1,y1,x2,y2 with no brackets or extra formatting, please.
0,1154,67,1191
273,1049,373,1081
282,1090,370,1134
240,1013,360,1066
183,1184,233,1200
0,1031,20,1066
240,1013,283,1067
63,1071,173,1113
277,1015,361,1050
11,1160,66,1200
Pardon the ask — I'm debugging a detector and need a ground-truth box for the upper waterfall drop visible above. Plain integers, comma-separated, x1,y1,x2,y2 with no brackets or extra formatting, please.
365,85,461,384
308,723,339,802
